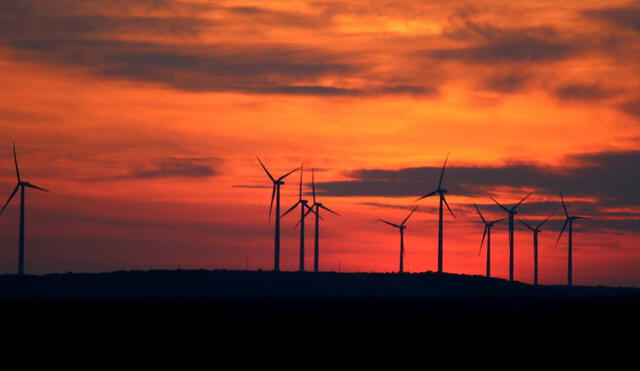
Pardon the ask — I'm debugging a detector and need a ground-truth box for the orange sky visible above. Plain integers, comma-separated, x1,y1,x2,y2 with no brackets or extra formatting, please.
0,0,639,286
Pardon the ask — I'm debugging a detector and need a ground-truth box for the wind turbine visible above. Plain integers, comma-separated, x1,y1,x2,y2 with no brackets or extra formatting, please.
490,192,532,282
555,191,586,287
256,157,300,272
416,153,455,273
281,164,316,272
0,143,49,275
474,204,505,278
519,214,553,286
378,206,418,273
301,168,339,273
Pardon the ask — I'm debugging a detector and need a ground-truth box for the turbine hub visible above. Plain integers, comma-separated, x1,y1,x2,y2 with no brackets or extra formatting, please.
301,200,308,204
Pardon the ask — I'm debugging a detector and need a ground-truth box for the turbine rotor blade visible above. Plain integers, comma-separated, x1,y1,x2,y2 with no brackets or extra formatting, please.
537,213,554,229
378,219,400,228
512,192,533,211
13,142,20,183
490,197,510,213
492,218,507,224
0,184,19,215
437,152,449,189
443,195,455,219
559,190,569,217
555,218,569,248
281,201,300,218
298,163,303,201
295,205,317,228
319,204,340,216
519,219,534,231
415,190,438,202
268,184,276,224
479,226,487,256
306,204,323,220
24,182,49,192
473,203,487,224
256,156,275,182
304,204,315,218
401,206,418,226
277,166,300,182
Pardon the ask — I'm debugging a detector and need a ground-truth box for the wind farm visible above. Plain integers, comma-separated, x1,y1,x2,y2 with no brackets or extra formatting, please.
0,145,622,287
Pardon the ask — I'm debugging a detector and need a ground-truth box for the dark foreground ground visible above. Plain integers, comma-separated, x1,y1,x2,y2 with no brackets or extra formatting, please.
1,270,639,339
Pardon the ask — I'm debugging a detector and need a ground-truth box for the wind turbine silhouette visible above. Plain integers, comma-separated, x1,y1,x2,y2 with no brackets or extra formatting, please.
281,164,316,272
555,191,586,287
473,204,505,278
0,143,49,275
519,213,553,286
301,168,339,273
378,206,419,273
490,192,532,282
416,153,455,273
256,157,300,272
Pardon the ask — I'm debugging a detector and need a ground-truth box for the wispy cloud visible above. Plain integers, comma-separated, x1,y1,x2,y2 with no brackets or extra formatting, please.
88,157,221,181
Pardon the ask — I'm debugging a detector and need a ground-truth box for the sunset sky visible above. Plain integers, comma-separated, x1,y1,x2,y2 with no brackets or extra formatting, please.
1,0,639,286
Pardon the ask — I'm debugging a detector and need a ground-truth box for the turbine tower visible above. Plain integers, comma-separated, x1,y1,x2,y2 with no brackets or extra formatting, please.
302,169,339,273
378,206,418,273
256,157,300,272
473,204,505,278
282,164,316,272
416,153,455,273
555,191,586,287
490,192,532,282
0,143,49,275
519,214,553,286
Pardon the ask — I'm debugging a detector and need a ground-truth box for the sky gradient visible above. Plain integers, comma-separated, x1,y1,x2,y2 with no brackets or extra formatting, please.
1,0,639,286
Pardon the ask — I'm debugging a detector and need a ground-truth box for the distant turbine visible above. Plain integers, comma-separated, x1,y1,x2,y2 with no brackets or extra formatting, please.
256,157,300,272
519,213,553,286
416,153,455,273
0,143,49,275
281,164,316,272
301,169,339,273
555,191,586,287
491,192,532,282
378,206,419,273
473,204,505,278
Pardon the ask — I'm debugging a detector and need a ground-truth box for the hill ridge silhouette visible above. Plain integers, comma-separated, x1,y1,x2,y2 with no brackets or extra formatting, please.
1,269,637,300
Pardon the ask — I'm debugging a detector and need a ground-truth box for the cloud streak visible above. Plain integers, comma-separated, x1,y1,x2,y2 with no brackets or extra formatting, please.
316,151,640,208
89,157,221,181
